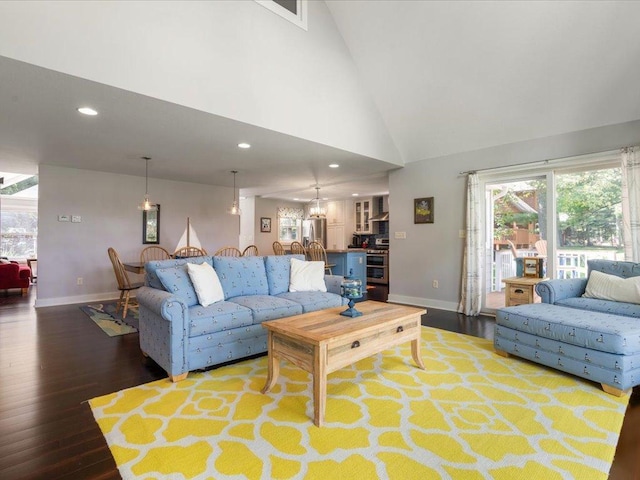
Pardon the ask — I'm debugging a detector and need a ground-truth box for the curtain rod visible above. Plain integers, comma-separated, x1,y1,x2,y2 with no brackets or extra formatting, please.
458,147,624,175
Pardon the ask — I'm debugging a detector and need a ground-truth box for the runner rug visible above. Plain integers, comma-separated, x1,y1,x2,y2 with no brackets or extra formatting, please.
89,327,629,479
80,302,138,336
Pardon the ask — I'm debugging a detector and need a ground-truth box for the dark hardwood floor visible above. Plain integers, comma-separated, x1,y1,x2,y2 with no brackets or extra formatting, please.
0,286,637,479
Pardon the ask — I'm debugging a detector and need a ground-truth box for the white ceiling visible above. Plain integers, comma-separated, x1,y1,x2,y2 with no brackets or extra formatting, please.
1,1,639,201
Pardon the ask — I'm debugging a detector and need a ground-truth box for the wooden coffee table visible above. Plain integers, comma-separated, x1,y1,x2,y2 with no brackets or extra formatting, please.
261,301,426,426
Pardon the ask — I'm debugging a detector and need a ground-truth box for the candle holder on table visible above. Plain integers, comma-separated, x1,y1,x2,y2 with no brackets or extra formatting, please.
340,273,363,317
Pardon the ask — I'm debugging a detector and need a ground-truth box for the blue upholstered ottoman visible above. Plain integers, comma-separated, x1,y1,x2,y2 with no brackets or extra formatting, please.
494,303,640,396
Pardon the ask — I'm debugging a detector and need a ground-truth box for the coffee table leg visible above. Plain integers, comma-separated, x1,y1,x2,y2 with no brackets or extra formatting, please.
411,337,426,370
313,345,327,427
261,331,280,394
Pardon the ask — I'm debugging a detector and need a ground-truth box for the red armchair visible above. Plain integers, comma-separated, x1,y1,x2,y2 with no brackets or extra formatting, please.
0,261,32,295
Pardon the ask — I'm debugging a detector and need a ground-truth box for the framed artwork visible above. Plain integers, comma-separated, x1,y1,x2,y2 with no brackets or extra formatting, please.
414,197,434,224
522,256,540,277
260,217,272,233
142,204,160,244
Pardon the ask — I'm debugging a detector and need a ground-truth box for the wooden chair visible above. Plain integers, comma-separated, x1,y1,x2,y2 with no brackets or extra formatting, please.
174,246,207,258
535,239,547,258
107,247,143,319
242,245,259,256
307,241,335,274
272,241,285,256
290,241,306,256
140,246,171,263
214,246,242,257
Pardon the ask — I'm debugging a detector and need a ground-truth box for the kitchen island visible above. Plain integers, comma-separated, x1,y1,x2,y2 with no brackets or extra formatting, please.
326,249,367,287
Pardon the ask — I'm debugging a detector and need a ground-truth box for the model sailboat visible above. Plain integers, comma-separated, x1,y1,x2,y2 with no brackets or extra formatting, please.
174,217,203,254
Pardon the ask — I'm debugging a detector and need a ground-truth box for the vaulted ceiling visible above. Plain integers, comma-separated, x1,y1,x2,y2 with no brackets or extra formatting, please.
0,1,638,201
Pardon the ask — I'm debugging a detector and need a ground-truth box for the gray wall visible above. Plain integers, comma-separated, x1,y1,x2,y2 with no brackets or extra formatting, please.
388,119,640,311
253,197,305,255
37,165,238,306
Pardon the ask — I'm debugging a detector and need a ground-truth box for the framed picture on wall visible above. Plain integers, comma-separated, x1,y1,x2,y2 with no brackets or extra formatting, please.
260,217,271,233
142,205,160,244
414,197,434,224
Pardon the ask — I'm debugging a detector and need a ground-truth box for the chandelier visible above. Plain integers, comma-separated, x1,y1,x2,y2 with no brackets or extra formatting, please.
308,186,326,218
138,156,157,211
228,170,241,215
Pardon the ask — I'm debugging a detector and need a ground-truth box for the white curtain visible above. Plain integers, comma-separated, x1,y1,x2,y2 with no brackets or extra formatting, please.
621,146,640,262
458,173,483,316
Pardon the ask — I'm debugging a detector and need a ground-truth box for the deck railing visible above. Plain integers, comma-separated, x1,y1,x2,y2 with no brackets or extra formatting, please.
491,248,624,292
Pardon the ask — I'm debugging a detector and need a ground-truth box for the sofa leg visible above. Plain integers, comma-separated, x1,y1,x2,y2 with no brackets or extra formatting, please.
495,349,510,358
21,287,28,296
169,372,188,382
601,383,631,397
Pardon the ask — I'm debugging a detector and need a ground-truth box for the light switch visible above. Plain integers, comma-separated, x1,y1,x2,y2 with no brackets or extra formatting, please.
72,215,82,223
459,229,466,238
58,215,70,222
395,232,406,239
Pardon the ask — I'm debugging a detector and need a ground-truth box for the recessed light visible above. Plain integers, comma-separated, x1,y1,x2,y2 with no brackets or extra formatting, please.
329,163,339,168
77,107,98,116
352,193,359,197
322,197,328,201
293,198,299,201
238,143,251,149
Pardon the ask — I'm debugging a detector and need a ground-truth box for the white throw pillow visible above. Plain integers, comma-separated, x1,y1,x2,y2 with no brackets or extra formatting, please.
583,270,640,305
289,257,327,293
186,262,225,307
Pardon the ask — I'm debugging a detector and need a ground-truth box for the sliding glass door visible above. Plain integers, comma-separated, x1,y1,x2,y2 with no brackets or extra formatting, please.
481,159,622,313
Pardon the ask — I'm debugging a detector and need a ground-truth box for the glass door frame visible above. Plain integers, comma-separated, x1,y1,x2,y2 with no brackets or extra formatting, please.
477,151,620,315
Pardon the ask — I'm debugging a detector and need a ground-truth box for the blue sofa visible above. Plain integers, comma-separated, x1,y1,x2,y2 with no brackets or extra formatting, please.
136,254,347,381
495,260,640,395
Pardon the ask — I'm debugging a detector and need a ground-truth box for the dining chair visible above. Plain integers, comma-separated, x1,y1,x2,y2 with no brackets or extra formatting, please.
272,241,285,256
242,245,259,256
140,246,171,263
214,246,242,257
290,241,306,256
173,246,207,258
307,241,335,274
107,247,144,319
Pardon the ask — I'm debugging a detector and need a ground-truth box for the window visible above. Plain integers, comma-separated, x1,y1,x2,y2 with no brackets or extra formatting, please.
1,173,38,259
277,207,304,244
255,0,308,30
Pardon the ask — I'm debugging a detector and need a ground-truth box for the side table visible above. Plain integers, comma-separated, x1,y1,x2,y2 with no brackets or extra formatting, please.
502,276,548,307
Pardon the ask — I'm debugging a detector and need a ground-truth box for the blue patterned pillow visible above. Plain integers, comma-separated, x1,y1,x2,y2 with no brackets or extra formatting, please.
264,254,305,295
155,265,199,307
213,256,269,299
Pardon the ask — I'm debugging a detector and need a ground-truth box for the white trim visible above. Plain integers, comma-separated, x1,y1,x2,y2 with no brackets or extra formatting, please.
35,291,120,308
255,0,308,31
387,294,459,313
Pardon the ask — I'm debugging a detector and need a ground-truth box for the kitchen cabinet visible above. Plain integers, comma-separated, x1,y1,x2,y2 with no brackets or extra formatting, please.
327,225,345,250
354,197,373,234
326,250,366,287
326,200,345,225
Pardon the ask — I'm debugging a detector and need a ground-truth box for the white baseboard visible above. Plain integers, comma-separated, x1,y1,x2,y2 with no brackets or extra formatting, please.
386,294,460,313
35,291,120,308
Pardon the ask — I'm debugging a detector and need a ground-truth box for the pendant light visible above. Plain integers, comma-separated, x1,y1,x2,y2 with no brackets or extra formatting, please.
308,186,326,218
138,156,157,211
228,170,241,215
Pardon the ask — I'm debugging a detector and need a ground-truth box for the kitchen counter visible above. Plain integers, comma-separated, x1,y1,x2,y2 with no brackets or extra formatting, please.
326,250,366,287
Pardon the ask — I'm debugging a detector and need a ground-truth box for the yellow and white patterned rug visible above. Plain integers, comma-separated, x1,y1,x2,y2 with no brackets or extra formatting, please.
89,327,629,480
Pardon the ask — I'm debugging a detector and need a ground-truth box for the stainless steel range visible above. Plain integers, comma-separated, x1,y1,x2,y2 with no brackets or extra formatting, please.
366,238,389,285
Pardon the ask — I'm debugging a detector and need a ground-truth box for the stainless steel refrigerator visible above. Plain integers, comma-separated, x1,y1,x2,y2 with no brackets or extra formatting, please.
302,218,327,247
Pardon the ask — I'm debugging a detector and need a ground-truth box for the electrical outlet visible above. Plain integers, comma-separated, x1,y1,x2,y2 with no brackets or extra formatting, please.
432,280,439,288
71,215,82,223
77,277,83,285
